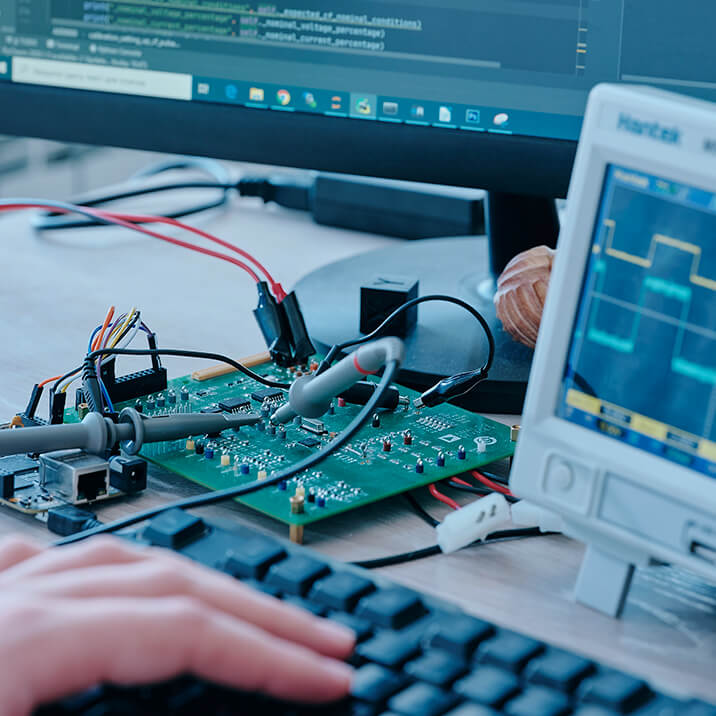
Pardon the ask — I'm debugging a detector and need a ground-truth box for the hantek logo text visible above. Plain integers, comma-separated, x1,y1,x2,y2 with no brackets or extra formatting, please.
617,113,680,144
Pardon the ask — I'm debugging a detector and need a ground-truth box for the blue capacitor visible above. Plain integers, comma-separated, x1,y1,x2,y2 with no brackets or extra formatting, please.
240,463,250,475
205,446,214,460
457,445,466,460
317,496,326,508
436,453,446,467
415,459,424,474
278,480,287,491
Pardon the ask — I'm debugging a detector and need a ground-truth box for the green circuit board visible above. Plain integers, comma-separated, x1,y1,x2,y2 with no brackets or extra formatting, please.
67,361,515,527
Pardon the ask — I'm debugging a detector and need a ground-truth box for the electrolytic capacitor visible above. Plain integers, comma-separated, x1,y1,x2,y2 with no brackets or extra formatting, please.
372,414,381,428
457,445,466,460
436,452,446,467
157,394,166,408
383,438,392,452
415,458,424,474
168,391,177,406
403,430,412,446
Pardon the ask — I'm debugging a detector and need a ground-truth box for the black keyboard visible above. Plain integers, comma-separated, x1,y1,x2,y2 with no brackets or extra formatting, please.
36,509,716,716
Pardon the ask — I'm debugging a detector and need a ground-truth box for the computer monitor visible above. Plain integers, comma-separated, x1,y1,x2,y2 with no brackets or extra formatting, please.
511,83,716,617
0,2,715,410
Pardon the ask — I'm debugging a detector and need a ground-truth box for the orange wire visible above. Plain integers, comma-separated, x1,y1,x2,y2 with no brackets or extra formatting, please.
428,484,461,510
92,306,116,352
38,375,63,388
471,470,514,497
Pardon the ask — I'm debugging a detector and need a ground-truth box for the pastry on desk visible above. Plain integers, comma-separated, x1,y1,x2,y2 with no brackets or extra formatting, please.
494,245,555,349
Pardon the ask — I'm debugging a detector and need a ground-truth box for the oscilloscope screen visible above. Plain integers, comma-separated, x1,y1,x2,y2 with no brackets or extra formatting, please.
560,164,716,479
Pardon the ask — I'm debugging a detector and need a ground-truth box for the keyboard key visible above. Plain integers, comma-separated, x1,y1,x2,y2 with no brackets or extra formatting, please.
327,611,374,642
684,703,716,716
453,666,520,708
443,706,500,716
351,664,408,704
580,672,653,713
310,572,376,611
444,705,501,716
477,632,544,673
429,615,495,659
223,537,286,579
282,595,328,616
355,588,426,629
404,650,469,687
143,509,205,548
264,555,331,596
526,649,595,692
356,631,421,668
388,682,460,716
240,578,282,598
503,686,571,716
632,696,690,715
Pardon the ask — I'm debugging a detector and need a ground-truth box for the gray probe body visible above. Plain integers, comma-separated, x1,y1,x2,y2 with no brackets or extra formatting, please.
0,409,261,458
270,337,405,424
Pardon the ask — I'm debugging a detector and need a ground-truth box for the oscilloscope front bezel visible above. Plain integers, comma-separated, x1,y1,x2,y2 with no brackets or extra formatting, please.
510,83,716,617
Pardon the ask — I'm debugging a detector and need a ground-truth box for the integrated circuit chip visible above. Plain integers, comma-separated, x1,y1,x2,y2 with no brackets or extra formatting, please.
297,437,321,449
251,388,285,403
218,397,251,412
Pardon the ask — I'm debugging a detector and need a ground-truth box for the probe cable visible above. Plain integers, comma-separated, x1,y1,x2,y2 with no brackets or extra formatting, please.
318,295,495,408
54,360,401,546
52,346,292,398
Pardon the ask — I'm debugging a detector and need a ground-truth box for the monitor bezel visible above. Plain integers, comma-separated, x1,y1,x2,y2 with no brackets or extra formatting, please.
0,81,575,197
513,85,716,574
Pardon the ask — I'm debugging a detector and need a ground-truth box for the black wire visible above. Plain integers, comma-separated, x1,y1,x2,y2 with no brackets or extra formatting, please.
83,348,291,390
319,294,495,378
352,528,547,569
32,157,236,231
54,361,401,546
403,493,440,527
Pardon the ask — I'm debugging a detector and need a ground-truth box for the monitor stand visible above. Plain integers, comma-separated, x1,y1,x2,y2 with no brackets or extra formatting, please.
295,192,560,414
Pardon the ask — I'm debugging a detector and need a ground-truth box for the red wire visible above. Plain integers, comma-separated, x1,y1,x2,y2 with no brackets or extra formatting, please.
0,204,264,286
428,484,461,510
450,477,474,488
108,212,286,301
471,470,514,497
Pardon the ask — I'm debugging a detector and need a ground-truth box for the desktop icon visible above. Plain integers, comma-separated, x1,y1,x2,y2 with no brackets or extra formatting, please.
225,84,238,100
382,101,399,116
331,95,344,110
197,82,210,95
493,112,509,127
303,91,317,109
465,108,481,124
356,96,372,115
439,106,452,123
276,89,291,105
249,86,265,102
410,104,425,119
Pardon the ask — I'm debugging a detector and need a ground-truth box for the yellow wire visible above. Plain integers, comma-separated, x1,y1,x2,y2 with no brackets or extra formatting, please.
109,307,137,348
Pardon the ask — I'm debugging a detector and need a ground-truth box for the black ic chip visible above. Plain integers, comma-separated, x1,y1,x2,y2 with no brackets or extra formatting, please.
298,437,321,449
218,397,251,412
251,388,284,403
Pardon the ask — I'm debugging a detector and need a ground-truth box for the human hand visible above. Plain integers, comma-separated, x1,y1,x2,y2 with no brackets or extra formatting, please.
0,534,355,716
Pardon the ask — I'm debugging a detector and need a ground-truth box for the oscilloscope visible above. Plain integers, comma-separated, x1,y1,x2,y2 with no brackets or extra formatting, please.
510,84,716,617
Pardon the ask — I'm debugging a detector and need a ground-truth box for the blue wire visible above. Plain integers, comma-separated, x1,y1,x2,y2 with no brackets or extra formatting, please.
99,379,115,413
87,326,101,354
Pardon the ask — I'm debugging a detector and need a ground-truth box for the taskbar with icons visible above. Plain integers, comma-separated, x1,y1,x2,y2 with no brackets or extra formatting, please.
193,76,582,142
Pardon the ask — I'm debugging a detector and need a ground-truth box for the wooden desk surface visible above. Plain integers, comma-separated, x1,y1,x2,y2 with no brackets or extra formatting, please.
0,191,715,703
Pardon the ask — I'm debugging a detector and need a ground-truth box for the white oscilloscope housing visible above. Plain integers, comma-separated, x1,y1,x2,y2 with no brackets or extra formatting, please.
510,84,716,617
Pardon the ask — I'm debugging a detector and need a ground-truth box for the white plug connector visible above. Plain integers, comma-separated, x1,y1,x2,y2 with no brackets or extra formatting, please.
436,493,511,553
510,500,564,533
